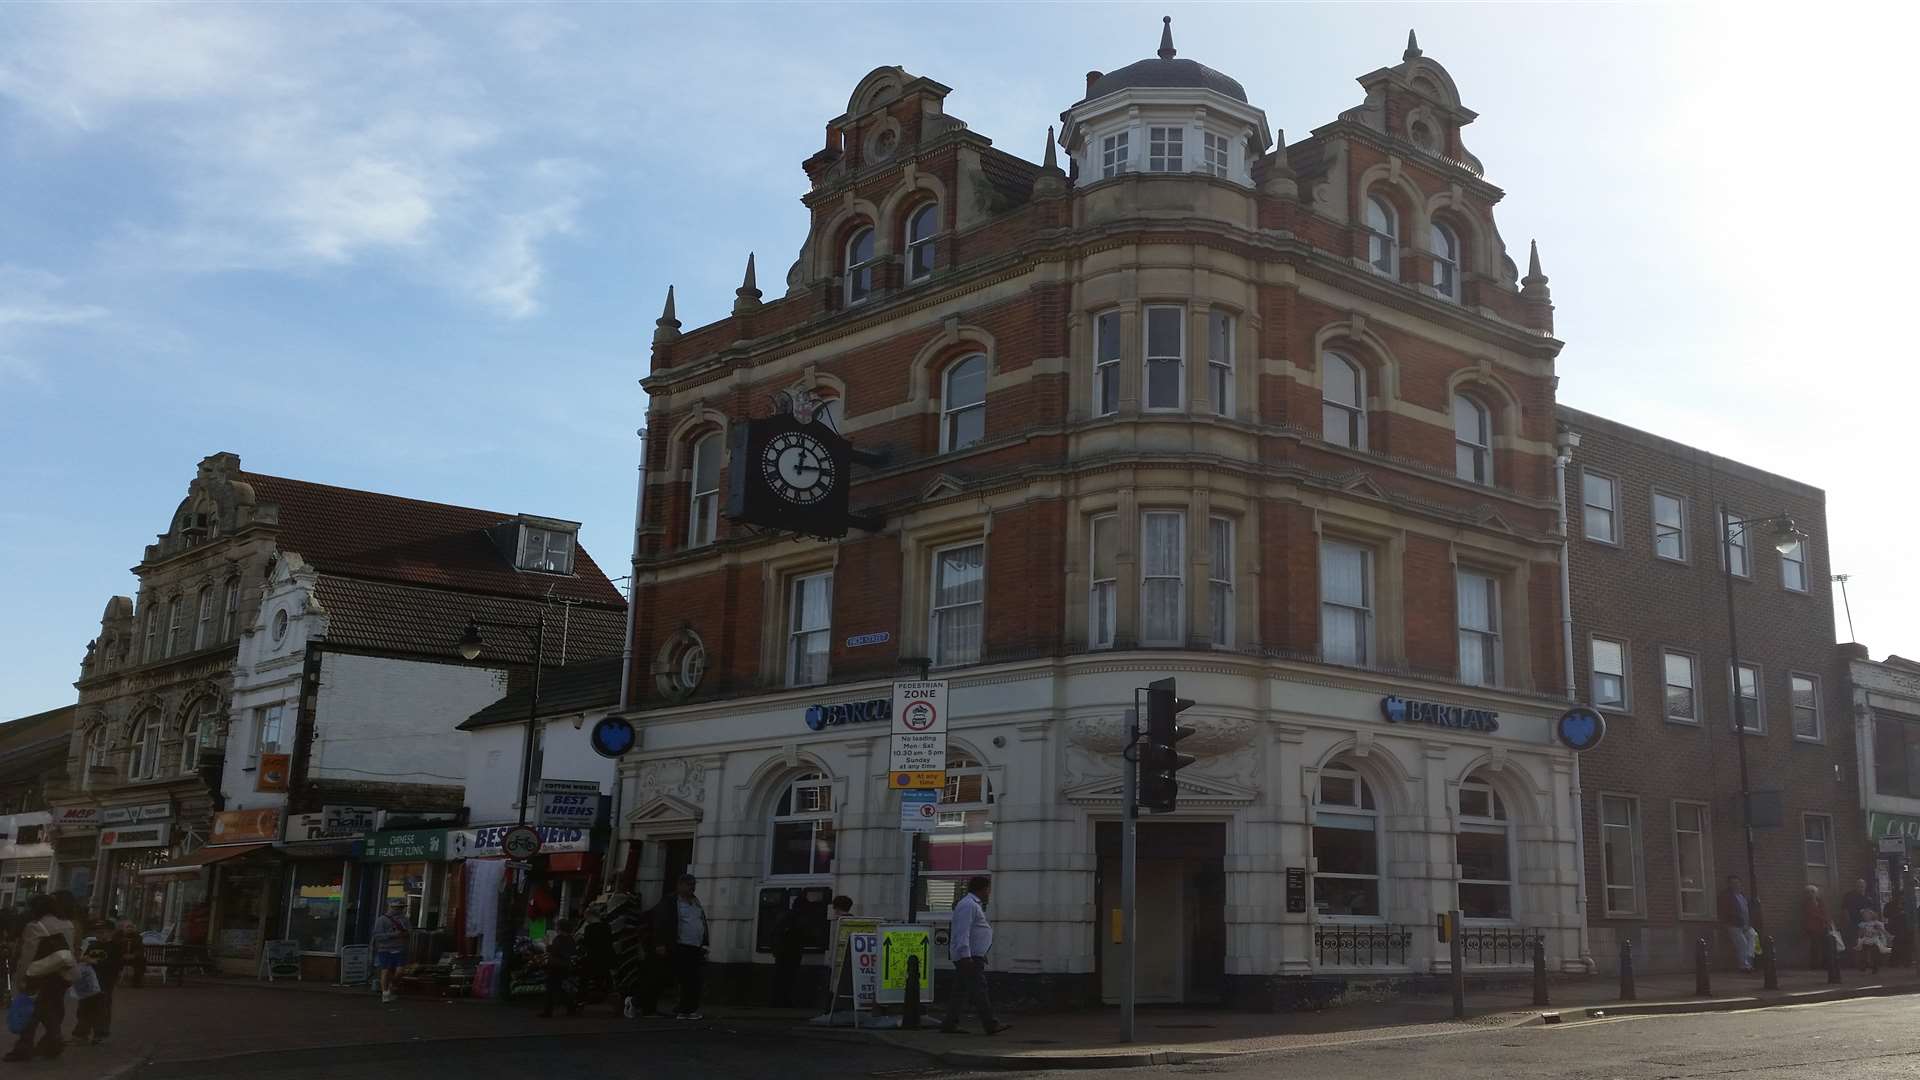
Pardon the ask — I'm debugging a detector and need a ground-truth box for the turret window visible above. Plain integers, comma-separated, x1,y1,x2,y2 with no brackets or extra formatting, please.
1365,195,1398,277
1147,125,1184,172
844,226,877,306
1101,131,1130,178
1200,132,1230,178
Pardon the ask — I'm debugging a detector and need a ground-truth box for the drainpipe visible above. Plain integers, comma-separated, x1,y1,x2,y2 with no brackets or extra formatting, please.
1555,426,1593,970
604,428,647,897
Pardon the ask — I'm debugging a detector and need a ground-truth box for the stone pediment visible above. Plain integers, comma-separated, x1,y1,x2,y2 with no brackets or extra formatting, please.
625,793,703,827
1062,772,1258,809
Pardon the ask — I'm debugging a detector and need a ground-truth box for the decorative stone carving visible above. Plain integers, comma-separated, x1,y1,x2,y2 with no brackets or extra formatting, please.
634,758,706,806
1066,714,1256,759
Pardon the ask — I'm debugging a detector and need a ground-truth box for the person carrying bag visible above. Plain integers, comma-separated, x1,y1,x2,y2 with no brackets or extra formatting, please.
5,895,76,1061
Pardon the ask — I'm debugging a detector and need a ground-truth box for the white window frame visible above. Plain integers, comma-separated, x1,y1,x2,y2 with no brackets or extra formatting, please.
180,698,213,773
82,725,110,791
1730,661,1763,733
906,203,938,284
252,703,285,767
1208,516,1234,650
518,525,574,574
1457,779,1513,922
766,772,836,881
844,225,878,306
1322,351,1366,449
1804,813,1833,894
1663,650,1698,725
688,432,722,548
1139,510,1186,647
1430,221,1460,301
1591,636,1628,711
1652,490,1687,563
1582,470,1619,544
916,752,995,922
127,712,161,781
1199,131,1229,177
1780,538,1808,593
1365,194,1398,277
929,541,985,669
193,587,214,651
1101,130,1130,178
1457,568,1501,688
1453,393,1492,484
165,597,184,657
1721,509,1751,578
1146,124,1184,172
1093,311,1121,417
1206,309,1233,417
1791,672,1822,742
1089,514,1117,650
1312,767,1384,922
1673,800,1714,920
1319,540,1374,667
1142,304,1185,411
785,571,833,688
1600,793,1645,917
940,354,988,453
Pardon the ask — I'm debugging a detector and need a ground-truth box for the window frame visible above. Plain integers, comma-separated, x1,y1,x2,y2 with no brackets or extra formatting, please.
221,577,241,641
1673,799,1715,920
1206,309,1233,417
1142,304,1186,411
1319,539,1374,667
1721,509,1752,578
1146,124,1185,172
1139,510,1187,647
1456,567,1501,688
252,703,285,767
1199,131,1229,177
1803,813,1834,896
143,605,159,663
127,711,161,782
1100,130,1130,178
164,597,184,658
687,432,722,549
1452,393,1492,485
1730,661,1764,733
1093,310,1121,417
1208,515,1235,650
1663,649,1699,725
1456,778,1514,922
1780,538,1808,593
1311,766,1385,922
1321,351,1367,449
180,697,213,773
939,353,988,454
929,541,985,669
1430,221,1460,301
82,725,110,792
193,587,214,651
1790,672,1822,742
1599,793,1645,918
784,570,833,689
905,203,939,284
1651,490,1688,563
1591,636,1629,712
766,772,837,881
518,525,575,574
844,225,878,306
915,750,995,922
1089,514,1117,650
1582,469,1619,544
1364,194,1398,277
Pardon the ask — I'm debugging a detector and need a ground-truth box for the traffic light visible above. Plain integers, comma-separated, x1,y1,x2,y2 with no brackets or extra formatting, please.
1138,677,1196,812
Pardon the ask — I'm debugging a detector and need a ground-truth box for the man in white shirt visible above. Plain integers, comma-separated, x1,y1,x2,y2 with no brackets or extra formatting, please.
941,876,1009,1035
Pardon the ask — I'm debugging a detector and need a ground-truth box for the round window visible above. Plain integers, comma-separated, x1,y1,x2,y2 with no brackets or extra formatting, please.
271,608,289,644
655,630,708,702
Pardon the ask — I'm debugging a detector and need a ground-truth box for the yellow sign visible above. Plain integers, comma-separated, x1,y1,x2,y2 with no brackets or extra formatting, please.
889,770,945,789
879,924,933,1000
1110,907,1124,944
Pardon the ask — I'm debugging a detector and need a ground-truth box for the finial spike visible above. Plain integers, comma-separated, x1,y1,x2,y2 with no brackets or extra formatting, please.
743,252,758,293
1043,126,1059,171
734,254,763,313
1527,240,1543,279
1158,15,1176,60
660,284,677,323
654,284,682,342
1404,29,1422,61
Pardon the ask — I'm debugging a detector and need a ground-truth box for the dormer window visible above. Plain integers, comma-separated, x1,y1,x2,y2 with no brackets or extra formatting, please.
518,524,575,574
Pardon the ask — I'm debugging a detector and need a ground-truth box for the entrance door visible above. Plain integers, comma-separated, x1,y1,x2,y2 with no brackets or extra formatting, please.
661,838,693,899
1095,822,1226,1005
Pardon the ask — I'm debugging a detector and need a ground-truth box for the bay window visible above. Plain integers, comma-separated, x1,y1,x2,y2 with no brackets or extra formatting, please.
1208,516,1234,649
1094,311,1121,417
1089,515,1117,649
1143,305,1184,410
1140,511,1185,646
1206,310,1233,416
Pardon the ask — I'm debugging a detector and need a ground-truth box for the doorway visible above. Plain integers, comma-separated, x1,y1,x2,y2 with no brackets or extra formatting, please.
661,838,693,900
1095,821,1226,1005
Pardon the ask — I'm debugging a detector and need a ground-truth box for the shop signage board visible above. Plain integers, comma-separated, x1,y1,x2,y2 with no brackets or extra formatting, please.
449,823,590,859
284,812,365,842
1882,836,1909,855
339,944,371,986
322,806,380,834
50,808,98,827
826,916,881,1021
889,680,948,789
850,930,880,1010
899,789,938,833
360,829,447,862
263,939,302,981
99,823,170,849
536,780,602,829
211,807,282,845
101,803,170,826
877,924,934,1005
1379,696,1500,734
805,697,890,731
256,754,291,792
1869,811,1920,842
589,715,636,759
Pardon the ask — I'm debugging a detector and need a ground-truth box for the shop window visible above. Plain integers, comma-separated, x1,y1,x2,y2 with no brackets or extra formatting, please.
768,772,836,878
1874,710,1920,799
914,751,994,921
383,862,431,930
1457,776,1512,920
1312,766,1381,918
288,861,347,953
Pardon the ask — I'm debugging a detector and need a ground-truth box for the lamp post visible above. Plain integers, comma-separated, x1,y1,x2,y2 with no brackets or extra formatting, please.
1719,508,1806,953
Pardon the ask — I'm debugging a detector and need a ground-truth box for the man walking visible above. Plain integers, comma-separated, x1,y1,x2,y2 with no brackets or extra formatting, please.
1719,874,1756,974
650,873,708,1021
941,876,1009,1036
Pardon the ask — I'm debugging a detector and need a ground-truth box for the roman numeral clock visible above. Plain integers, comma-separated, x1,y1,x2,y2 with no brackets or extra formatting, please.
725,398,885,540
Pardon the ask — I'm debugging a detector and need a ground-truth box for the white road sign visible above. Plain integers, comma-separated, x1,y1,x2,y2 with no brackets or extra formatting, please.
889,680,949,787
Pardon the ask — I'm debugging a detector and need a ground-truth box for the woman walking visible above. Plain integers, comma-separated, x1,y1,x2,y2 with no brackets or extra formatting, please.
371,899,411,1003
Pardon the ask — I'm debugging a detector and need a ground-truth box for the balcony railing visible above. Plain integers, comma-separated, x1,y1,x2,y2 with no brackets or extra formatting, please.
1315,924,1413,967
1460,926,1543,967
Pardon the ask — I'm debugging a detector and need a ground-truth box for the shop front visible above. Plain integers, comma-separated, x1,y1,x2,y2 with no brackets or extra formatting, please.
188,807,288,975
0,812,53,909
96,806,196,937
449,823,602,951
279,811,366,982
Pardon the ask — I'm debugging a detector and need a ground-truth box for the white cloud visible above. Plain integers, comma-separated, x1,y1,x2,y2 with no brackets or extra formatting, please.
0,265,107,386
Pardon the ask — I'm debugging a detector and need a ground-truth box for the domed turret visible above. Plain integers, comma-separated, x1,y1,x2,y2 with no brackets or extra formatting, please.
1079,17,1249,105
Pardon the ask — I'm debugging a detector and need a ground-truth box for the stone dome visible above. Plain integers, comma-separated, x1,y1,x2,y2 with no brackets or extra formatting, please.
1078,17,1248,105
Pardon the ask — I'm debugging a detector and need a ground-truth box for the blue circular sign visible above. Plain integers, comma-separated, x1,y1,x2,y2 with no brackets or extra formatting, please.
590,714,636,759
1556,707,1606,752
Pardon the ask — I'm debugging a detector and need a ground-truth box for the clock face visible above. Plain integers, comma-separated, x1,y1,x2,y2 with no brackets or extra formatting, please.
760,431,837,505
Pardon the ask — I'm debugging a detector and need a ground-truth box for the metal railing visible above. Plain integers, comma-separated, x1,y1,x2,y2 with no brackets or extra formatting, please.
1315,924,1414,967
1460,926,1543,967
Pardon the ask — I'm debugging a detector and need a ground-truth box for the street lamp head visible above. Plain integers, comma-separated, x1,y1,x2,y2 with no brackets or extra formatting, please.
456,621,484,661
1768,516,1805,556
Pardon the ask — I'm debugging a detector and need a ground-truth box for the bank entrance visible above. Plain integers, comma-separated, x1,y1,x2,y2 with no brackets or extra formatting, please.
1095,821,1226,1005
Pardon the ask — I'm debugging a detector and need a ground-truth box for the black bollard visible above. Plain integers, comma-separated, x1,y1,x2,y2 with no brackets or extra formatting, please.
1532,935,1549,1007
1695,937,1712,997
903,954,922,1030
1828,932,1843,984
1762,935,1778,990
1619,937,1637,1001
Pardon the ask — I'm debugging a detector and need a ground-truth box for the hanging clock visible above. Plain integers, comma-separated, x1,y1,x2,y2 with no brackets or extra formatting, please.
760,430,837,505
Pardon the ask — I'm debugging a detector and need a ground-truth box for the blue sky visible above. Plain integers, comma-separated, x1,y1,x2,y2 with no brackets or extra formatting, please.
1,2,1907,717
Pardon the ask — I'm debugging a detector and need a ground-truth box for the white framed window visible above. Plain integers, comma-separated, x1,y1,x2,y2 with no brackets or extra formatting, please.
1094,311,1121,417
940,354,987,452
1653,491,1687,562
915,751,994,920
1591,637,1627,710
768,773,836,878
688,433,722,548
1674,800,1713,918
1199,131,1229,177
1089,515,1117,649
252,703,284,766
930,542,984,668
1140,511,1185,647
1453,393,1492,484
1792,673,1821,741
1312,767,1382,919
1208,516,1234,649
82,725,110,791
1804,814,1833,894
1457,569,1501,687
1730,662,1762,732
906,203,938,283
193,587,214,651
1206,310,1233,416
1583,470,1618,543
1143,305,1184,410
1721,509,1751,578
1664,650,1697,723
1147,125,1184,171
1457,777,1512,920
180,697,215,773
1431,221,1460,300
1101,130,1130,178
1601,794,1644,917
164,597,184,657
518,525,574,574
1322,351,1366,449
127,710,161,781
786,571,832,688
143,605,159,663
1320,540,1373,666
1780,538,1807,592
1365,194,1398,277
844,225,877,305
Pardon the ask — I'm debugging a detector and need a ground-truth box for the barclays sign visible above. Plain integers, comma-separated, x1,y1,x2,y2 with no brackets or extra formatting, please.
1380,695,1500,733
804,697,891,731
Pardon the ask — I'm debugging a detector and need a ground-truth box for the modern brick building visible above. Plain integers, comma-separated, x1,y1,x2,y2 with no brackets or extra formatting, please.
1560,406,1860,973
618,23,1589,1009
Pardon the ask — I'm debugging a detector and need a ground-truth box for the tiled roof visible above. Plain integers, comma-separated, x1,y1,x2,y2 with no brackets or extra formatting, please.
313,575,626,666
461,654,623,730
237,471,625,607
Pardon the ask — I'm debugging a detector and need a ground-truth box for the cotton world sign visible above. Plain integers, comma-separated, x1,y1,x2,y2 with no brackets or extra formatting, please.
888,680,947,790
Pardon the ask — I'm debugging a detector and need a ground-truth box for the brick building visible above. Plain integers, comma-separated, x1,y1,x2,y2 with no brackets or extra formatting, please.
1560,406,1860,973
617,23,1588,1009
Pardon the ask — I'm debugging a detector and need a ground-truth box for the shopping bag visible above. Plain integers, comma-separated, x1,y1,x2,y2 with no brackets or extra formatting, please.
71,962,102,999
6,992,33,1036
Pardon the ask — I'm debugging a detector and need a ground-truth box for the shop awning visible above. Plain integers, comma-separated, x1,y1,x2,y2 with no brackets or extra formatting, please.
138,843,273,878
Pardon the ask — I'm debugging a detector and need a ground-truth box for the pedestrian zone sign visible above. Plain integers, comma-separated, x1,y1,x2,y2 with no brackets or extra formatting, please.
889,680,947,789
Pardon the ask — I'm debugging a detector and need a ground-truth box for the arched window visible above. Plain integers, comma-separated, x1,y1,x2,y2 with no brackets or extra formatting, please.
940,354,987,452
127,709,162,781
906,204,938,283
193,587,214,651
1322,352,1366,449
82,725,111,791
143,605,159,664
181,697,216,772
1365,195,1398,277
687,432,722,548
1312,766,1381,918
917,750,994,919
1458,775,1513,919
164,597,184,657
844,226,877,306
1452,393,1492,484
768,772,835,878
1431,222,1460,301
221,577,241,640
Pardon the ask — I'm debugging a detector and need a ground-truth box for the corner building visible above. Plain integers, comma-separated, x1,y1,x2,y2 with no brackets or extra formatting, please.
620,26,1586,1008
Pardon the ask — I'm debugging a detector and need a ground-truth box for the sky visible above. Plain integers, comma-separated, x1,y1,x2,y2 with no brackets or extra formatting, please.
0,1,1908,718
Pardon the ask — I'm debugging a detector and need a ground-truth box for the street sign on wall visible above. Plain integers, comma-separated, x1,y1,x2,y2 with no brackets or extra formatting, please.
537,780,601,829
900,789,938,833
889,680,948,789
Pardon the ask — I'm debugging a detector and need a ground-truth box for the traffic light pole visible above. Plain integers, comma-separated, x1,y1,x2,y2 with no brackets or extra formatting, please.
1120,704,1139,1045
